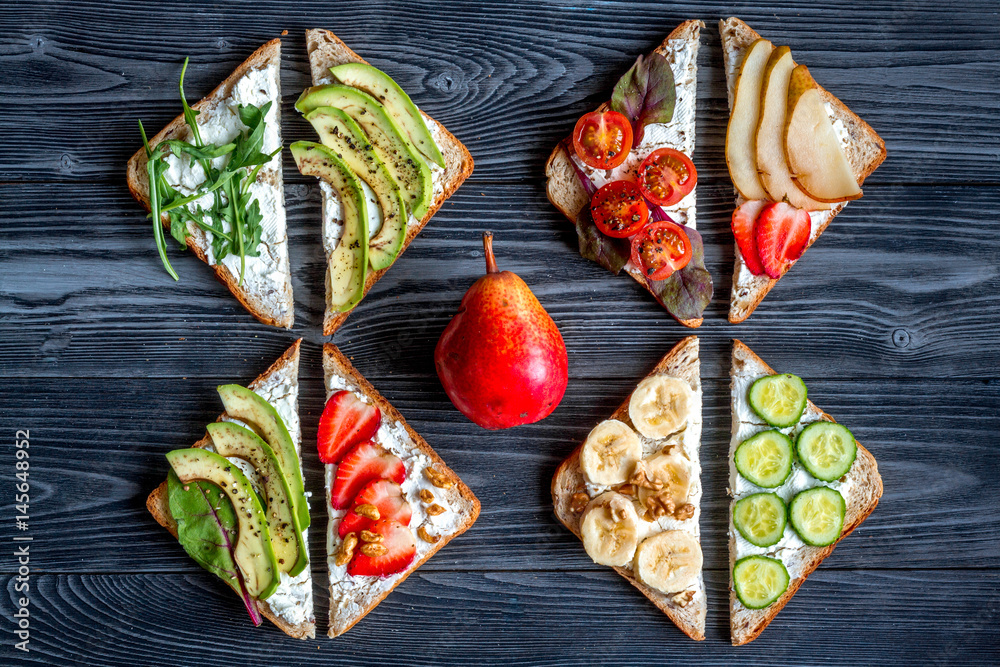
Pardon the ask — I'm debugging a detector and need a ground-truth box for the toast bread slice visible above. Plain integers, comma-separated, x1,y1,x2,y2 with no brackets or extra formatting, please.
305,29,475,335
728,339,883,644
544,20,705,328
721,18,887,323
146,339,316,639
126,39,294,329
322,343,480,637
551,336,706,640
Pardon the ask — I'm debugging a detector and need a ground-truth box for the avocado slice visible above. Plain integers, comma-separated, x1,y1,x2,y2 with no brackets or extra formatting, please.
304,107,408,270
290,141,369,312
329,62,446,168
217,384,311,531
296,85,433,221
206,422,309,577
166,448,279,600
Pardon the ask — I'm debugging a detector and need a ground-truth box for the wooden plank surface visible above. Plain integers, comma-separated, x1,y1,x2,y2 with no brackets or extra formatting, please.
1,375,997,574
3,182,1000,379
0,0,998,664
0,1,998,183
1,571,997,666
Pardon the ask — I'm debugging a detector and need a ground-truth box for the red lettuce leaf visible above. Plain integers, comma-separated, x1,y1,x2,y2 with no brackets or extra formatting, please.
576,206,631,274
563,142,630,273
648,225,713,321
167,470,263,626
610,53,676,145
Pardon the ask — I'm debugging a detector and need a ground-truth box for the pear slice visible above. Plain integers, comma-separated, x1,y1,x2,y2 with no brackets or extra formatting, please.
725,39,774,201
784,65,862,203
754,47,831,211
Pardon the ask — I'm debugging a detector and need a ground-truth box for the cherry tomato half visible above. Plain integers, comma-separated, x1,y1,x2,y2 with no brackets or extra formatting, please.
572,110,633,170
590,181,649,238
637,148,697,207
630,220,693,281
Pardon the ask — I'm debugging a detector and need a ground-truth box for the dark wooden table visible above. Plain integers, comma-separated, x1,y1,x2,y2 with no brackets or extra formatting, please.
2,1,998,664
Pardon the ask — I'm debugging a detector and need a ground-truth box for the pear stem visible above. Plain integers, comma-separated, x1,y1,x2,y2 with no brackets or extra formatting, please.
482,231,498,274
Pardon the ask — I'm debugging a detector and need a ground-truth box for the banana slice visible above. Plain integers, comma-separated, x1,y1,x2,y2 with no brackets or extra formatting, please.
633,530,703,594
628,375,693,439
580,419,643,486
580,492,640,567
635,449,692,509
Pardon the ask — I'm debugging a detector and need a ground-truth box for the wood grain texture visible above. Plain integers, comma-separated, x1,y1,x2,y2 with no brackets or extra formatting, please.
2,182,999,379
0,375,997,573
0,1,997,184
0,0,998,662
0,571,997,665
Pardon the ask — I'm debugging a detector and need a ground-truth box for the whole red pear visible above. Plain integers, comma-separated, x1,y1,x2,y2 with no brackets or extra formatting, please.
435,232,568,430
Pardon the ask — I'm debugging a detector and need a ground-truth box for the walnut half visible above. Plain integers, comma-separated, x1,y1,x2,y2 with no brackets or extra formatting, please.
569,492,590,514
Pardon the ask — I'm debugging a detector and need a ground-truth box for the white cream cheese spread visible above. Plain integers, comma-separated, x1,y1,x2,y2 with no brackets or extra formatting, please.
727,46,854,301
212,363,314,627
162,62,291,318
323,371,465,626
729,362,857,589
582,370,703,602
570,37,699,234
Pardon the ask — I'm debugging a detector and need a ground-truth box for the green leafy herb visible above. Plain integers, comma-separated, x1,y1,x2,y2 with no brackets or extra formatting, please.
166,470,262,626
139,57,280,284
611,53,676,144
649,225,713,321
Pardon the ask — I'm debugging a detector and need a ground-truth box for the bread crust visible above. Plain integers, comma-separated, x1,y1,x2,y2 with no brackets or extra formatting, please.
551,336,706,640
543,20,705,329
125,39,294,329
728,339,884,644
145,339,317,639
305,29,476,336
721,18,888,324
322,343,481,637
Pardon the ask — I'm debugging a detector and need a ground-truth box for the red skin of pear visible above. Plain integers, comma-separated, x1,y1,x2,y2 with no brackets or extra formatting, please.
435,232,568,430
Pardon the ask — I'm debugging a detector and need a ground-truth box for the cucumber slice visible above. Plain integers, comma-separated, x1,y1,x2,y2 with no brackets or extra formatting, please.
734,430,794,488
733,493,787,547
733,555,789,609
748,374,808,427
789,486,845,546
796,421,857,481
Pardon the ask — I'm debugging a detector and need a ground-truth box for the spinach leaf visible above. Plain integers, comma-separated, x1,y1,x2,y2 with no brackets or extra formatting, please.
648,225,713,321
167,470,262,626
611,52,676,144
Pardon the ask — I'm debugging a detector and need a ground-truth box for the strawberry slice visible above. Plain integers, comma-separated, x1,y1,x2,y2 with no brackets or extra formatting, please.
754,202,811,279
331,441,405,509
317,390,381,465
347,518,416,577
338,479,412,538
731,200,768,276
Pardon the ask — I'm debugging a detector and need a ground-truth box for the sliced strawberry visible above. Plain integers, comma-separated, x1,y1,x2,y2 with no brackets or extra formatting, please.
347,519,416,577
731,200,768,276
338,479,412,538
317,390,381,465
754,202,811,279
330,441,405,509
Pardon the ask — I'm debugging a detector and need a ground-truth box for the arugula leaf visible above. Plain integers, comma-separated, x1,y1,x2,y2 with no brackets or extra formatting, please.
162,140,235,162
138,59,280,283
610,53,676,144
140,120,179,281
166,470,262,626
648,225,713,321
178,58,204,148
